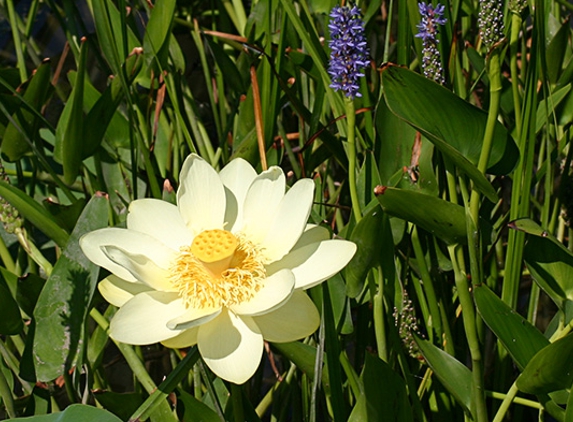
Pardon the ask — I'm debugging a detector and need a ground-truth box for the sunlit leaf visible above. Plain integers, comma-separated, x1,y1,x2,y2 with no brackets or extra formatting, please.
414,335,473,415
33,193,108,381
517,334,573,394
474,284,549,370
374,186,469,245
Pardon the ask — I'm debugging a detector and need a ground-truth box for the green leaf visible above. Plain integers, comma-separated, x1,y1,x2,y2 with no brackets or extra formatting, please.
143,0,176,70
517,334,573,394
536,84,570,132
0,180,69,248
344,206,384,297
91,0,141,74
374,187,469,245
414,335,473,415
58,39,88,184
382,66,518,200
374,94,437,194
349,353,413,422
272,341,318,380
474,284,549,370
524,234,573,304
93,391,146,422
509,217,551,237
2,61,52,161
545,15,570,84
7,404,122,421
175,389,220,422
33,193,108,381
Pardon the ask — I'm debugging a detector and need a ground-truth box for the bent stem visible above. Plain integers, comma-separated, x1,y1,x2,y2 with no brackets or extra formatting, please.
344,97,362,222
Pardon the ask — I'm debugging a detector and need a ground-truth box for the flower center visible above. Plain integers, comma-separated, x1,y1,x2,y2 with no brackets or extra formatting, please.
170,229,266,309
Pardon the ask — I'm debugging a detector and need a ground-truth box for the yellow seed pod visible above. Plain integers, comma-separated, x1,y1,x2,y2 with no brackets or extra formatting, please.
191,229,238,263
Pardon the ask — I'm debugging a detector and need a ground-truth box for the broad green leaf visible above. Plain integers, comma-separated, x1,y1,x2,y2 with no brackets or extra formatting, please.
474,284,549,370
517,334,573,394
414,335,473,415
382,66,518,200
0,181,69,248
349,353,413,422
0,273,22,335
374,187,469,245
33,193,108,381
524,235,573,304
7,404,122,421
374,94,437,195
175,389,220,422
345,206,385,297
143,0,176,69
2,61,52,161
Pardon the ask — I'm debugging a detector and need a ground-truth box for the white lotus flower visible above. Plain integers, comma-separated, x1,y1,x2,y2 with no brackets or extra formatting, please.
80,154,356,384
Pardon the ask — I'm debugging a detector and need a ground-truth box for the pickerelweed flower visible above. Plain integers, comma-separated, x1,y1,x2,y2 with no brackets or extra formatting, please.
328,5,370,98
415,2,447,85
478,0,504,49
80,154,356,384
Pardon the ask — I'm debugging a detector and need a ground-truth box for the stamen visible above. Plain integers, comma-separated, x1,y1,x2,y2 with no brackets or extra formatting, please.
171,231,266,309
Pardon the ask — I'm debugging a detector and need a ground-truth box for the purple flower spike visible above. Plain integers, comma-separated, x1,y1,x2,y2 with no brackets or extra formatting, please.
328,5,370,99
415,2,447,85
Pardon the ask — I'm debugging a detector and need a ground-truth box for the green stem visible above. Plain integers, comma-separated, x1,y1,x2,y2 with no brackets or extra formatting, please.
411,226,443,343
492,383,520,422
509,12,523,139
16,229,53,276
0,233,15,274
469,50,502,219
344,97,362,222
449,245,488,422
6,0,27,82
230,383,245,422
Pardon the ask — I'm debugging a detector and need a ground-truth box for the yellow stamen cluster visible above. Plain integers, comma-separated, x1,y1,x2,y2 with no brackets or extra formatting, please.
171,230,266,309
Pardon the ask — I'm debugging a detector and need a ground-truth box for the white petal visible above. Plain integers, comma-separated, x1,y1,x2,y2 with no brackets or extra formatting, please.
127,199,194,250
102,244,176,292
260,179,314,262
230,269,295,316
219,158,257,232
198,309,263,384
80,228,176,283
267,239,357,290
109,291,186,345
161,327,199,348
98,275,153,307
294,224,331,248
253,290,320,342
166,307,221,330
240,166,285,243
177,154,226,235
